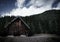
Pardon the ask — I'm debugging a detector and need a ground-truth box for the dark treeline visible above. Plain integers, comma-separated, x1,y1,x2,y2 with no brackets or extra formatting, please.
0,10,60,36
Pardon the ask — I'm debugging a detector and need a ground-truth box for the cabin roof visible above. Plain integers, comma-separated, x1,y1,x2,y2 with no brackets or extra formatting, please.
4,17,30,30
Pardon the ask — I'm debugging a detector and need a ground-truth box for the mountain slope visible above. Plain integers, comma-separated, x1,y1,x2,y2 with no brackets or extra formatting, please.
25,10,60,35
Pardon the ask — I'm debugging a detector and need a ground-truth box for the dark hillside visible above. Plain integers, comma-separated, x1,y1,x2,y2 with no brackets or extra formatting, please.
0,10,60,36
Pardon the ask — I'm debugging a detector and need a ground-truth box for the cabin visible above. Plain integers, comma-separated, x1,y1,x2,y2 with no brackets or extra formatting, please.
4,17,32,36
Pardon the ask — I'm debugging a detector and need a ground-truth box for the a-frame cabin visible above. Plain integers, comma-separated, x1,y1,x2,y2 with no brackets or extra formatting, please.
4,17,31,36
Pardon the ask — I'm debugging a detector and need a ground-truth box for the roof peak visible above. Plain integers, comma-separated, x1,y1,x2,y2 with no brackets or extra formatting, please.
4,17,30,30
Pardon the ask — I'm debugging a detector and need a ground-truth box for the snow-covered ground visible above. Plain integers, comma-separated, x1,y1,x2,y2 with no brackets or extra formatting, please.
0,34,60,42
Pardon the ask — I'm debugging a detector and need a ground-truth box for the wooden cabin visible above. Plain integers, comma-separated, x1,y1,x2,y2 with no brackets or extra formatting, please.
4,17,31,36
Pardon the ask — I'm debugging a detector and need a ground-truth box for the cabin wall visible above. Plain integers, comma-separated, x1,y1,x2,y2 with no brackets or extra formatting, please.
8,20,29,36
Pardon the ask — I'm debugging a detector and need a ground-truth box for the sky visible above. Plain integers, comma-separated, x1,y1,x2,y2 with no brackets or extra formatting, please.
0,0,60,17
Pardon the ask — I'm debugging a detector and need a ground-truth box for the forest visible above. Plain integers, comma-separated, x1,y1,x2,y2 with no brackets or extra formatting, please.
0,10,60,36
